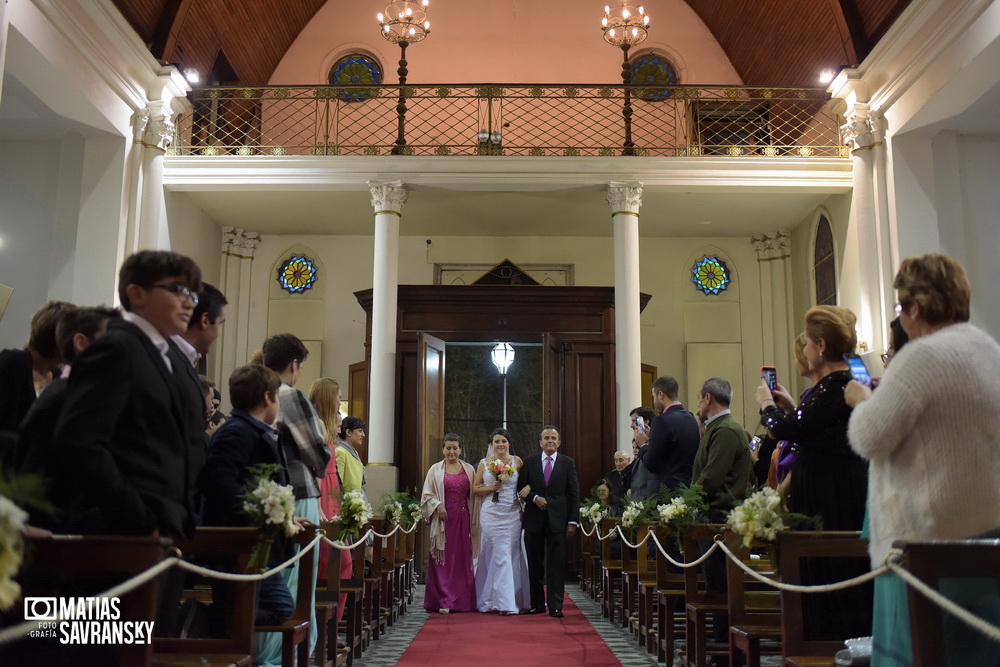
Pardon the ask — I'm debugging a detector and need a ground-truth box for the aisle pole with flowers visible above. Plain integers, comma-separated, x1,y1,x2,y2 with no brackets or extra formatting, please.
334,489,373,543
240,464,301,572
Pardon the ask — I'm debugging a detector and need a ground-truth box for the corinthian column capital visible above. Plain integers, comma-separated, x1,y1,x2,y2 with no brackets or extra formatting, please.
841,105,883,152
134,102,176,151
607,182,643,215
369,181,408,215
751,231,791,261
222,227,262,258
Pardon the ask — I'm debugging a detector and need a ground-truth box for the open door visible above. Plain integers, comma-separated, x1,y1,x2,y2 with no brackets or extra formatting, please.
417,333,446,479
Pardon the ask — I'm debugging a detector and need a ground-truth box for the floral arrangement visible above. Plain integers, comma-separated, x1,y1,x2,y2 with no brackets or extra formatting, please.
333,489,372,542
725,486,821,548
241,464,300,571
621,497,656,530
383,490,422,531
486,458,515,503
579,501,607,529
0,495,28,611
655,483,707,534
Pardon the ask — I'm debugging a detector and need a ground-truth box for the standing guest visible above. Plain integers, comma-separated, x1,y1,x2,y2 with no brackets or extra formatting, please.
173,283,227,367
763,333,815,493
473,428,530,614
518,425,581,618
261,333,329,665
0,300,75,455
16,306,120,495
421,433,478,613
757,305,871,642
847,254,1000,667
308,376,354,632
637,376,700,496
52,251,205,637
199,364,294,636
628,406,656,500
605,450,632,500
693,377,753,654
336,417,367,498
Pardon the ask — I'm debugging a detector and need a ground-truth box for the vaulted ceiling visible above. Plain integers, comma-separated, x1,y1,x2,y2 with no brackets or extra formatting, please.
111,0,912,87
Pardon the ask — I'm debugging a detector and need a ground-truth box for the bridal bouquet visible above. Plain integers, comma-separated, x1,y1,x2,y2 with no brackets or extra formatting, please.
241,464,301,572
486,459,515,503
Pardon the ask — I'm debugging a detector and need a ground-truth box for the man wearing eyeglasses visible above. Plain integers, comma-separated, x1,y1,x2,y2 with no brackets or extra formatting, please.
53,251,206,535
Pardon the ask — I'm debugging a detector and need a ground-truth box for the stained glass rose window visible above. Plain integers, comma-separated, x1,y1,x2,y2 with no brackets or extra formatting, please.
277,255,318,294
329,54,382,102
691,256,731,295
630,54,677,101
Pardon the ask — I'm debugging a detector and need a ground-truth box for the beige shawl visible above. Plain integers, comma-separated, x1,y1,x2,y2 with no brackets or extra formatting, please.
421,459,480,564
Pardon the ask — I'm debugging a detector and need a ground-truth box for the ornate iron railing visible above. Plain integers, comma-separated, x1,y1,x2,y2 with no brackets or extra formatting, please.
171,84,846,158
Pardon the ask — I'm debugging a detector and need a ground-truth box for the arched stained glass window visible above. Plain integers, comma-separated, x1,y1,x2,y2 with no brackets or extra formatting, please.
814,216,837,305
277,255,318,294
329,54,382,102
691,256,731,295
630,53,677,100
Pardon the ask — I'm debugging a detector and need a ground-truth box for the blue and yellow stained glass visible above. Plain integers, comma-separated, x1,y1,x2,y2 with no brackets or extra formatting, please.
630,54,677,100
330,54,382,102
691,256,730,295
277,256,317,294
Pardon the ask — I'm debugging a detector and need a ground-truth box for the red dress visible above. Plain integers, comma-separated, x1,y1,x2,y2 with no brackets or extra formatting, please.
319,440,354,624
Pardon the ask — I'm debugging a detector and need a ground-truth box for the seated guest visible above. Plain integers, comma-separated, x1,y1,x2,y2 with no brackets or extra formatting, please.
200,364,294,629
605,450,632,500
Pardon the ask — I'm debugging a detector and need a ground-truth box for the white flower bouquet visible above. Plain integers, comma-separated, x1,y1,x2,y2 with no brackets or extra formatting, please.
241,464,300,571
382,490,423,531
726,487,787,548
0,495,28,611
333,489,372,542
579,501,607,528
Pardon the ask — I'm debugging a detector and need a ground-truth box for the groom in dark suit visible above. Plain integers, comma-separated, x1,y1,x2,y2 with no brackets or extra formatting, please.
518,425,580,617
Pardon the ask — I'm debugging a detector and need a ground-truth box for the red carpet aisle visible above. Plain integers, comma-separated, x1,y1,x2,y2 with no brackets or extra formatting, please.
396,592,622,666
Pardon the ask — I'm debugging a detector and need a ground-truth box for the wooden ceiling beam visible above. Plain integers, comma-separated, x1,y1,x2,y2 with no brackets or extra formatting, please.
150,0,195,61
826,0,867,65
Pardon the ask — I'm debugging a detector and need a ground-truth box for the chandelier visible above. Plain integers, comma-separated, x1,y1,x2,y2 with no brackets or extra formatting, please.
601,2,650,48
377,0,431,44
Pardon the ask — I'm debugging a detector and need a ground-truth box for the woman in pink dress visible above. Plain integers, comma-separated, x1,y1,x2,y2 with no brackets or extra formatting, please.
308,378,353,629
421,433,478,613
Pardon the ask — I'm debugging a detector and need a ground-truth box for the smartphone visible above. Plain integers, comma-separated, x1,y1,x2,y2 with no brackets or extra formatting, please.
844,353,872,388
761,366,778,392
748,436,762,452
635,416,645,432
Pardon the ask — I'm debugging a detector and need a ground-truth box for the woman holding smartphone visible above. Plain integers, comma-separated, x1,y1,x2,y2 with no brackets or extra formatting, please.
755,305,870,641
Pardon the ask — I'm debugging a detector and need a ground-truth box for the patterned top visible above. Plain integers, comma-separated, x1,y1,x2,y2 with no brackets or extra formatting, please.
275,382,330,500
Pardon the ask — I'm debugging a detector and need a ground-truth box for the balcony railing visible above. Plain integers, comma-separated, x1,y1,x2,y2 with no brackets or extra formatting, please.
170,84,847,158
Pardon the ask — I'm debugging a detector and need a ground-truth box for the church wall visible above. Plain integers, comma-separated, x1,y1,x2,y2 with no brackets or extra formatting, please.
165,191,224,288
245,232,766,432
0,139,62,347
271,0,741,87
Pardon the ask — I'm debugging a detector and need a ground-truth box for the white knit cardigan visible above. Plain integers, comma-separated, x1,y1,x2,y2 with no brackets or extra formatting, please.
848,323,1000,567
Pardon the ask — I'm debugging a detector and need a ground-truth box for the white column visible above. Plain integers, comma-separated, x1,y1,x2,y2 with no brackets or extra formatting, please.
751,232,793,384
135,101,176,249
367,181,407,465
607,182,643,455
842,106,886,356
217,227,260,406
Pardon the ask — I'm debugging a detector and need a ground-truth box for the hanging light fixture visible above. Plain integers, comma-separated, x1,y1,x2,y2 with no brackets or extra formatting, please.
377,0,431,45
601,2,650,156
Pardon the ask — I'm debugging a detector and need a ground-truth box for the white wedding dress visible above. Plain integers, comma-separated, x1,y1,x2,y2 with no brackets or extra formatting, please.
475,462,531,613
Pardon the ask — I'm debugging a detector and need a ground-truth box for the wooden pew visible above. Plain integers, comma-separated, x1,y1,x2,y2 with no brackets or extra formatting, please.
155,526,260,667
635,524,659,652
898,538,1000,667
777,531,868,667
254,527,316,667
681,523,727,667
599,517,624,623
315,521,361,666
652,525,687,664
724,529,782,667
11,534,166,667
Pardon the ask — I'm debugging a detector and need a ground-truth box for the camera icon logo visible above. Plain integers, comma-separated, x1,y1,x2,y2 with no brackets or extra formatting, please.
24,597,58,621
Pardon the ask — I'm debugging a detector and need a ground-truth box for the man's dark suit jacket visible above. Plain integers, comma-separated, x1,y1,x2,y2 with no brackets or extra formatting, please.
0,349,36,463
52,319,206,539
16,378,71,528
519,452,581,533
638,404,700,494
200,410,292,562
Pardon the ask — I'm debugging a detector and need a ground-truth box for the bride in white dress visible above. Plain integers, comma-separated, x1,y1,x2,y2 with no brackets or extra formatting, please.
473,428,531,614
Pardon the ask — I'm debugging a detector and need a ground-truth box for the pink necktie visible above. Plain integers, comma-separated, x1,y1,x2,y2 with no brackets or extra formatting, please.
544,456,553,485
